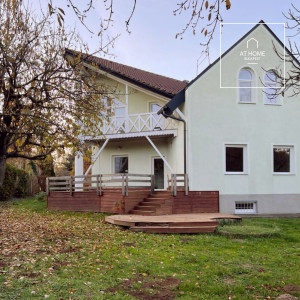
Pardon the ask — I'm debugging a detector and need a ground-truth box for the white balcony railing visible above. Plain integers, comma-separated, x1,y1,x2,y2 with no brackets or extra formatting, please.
101,112,177,135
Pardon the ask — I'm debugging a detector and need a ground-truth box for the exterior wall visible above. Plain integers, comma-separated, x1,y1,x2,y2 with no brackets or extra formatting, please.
89,74,185,188
187,25,300,214
92,138,176,189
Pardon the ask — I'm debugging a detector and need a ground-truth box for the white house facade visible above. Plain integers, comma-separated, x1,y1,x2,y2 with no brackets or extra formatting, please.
161,21,300,214
72,21,300,215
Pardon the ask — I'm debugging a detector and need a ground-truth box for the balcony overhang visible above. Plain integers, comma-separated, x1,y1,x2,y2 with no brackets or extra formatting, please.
87,129,177,142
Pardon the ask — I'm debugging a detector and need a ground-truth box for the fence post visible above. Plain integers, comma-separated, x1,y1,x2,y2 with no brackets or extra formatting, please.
69,176,73,196
99,174,102,196
173,174,177,197
125,173,129,197
184,173,189,196
121,174,125,196
150,175,155,194
46,177,49,196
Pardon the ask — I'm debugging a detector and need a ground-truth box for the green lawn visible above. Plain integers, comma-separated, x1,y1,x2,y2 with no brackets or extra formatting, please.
0,197,299,300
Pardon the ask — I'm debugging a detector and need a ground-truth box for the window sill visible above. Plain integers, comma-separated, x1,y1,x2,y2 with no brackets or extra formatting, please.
224,172,248,175
264,102,282,106
238,101,256,104
273,172,295,176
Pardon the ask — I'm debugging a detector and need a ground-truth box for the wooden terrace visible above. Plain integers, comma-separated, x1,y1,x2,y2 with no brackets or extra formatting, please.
46,173,239,233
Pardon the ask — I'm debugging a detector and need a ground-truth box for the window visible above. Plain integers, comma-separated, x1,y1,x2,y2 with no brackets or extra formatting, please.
235,202,257,214
114,156,128,173
225,144,247,174
239,68,253,103
273,146,294,174
264,71,278,104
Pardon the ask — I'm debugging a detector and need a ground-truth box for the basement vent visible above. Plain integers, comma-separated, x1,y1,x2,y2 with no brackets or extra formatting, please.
235,201,257,214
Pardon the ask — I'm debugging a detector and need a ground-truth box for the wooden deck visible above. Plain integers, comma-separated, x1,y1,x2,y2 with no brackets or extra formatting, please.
105,213,242,233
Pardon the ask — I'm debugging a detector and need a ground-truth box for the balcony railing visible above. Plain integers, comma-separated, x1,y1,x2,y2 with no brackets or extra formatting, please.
101,112,177,135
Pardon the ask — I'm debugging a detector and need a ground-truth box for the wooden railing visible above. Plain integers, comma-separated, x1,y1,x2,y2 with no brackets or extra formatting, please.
47,173,189,197
102,112,177,135
168,174,189,196
46,173,154,196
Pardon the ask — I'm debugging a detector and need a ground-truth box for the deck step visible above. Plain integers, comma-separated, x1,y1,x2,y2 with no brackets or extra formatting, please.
143,198,166,203
139,202,161,207
130,210,155,216
134,206,157,211
130,226,217,233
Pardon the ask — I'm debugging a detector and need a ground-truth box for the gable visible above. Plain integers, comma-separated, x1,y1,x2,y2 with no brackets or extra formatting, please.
160,21,298,115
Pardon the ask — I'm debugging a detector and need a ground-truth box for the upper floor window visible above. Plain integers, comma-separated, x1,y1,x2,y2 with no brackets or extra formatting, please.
239,68,253,103
264,71,278,105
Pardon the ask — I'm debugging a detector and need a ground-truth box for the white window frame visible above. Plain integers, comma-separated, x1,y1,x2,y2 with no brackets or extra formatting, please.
264,71,281,106
238,68,255,104
112,155,129,174
224,144,248,175
235,201,257,214
272,145,295,175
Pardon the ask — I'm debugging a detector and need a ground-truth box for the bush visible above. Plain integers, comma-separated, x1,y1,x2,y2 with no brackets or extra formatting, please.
35,191,46,201
0,164,29,201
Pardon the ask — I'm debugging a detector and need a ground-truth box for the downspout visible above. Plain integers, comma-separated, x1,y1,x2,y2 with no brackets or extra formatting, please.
159,110,186,174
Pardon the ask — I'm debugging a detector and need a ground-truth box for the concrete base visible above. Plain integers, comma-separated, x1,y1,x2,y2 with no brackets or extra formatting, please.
220,194,300,215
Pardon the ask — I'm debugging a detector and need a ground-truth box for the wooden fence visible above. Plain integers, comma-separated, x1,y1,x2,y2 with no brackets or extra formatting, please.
47,173,189,197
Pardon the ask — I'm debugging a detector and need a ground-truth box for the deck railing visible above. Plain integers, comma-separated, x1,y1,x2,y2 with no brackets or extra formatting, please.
102,112,177,135
168,174,189,196
46,173,154,196
46,173,189,197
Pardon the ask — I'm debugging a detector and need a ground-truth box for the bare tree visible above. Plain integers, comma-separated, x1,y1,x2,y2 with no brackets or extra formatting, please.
272,4,300,98
0,0,116,187
48,0,231,54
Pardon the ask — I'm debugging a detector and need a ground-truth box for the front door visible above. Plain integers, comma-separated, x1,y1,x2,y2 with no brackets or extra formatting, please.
153,158,164,189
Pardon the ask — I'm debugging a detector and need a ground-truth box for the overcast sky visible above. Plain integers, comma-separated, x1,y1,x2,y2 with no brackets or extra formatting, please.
32,0,296,81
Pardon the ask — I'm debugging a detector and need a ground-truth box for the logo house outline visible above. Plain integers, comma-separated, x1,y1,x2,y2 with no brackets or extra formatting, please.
246,38,259,48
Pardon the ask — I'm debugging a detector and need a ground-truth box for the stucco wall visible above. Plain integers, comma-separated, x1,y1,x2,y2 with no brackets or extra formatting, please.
186,24,300,213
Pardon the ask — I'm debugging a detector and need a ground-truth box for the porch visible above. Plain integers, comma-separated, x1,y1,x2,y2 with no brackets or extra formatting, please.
46,173,219,215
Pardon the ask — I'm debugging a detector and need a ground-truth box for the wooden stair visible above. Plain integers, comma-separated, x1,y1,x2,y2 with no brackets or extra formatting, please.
129,191,173,216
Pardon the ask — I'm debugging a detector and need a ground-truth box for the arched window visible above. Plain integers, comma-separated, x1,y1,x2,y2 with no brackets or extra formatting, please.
264,71,278,104
239,68,253,103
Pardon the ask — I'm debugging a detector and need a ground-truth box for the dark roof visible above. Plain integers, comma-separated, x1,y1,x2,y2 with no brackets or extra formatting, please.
65,49,187,98
160,20,299,115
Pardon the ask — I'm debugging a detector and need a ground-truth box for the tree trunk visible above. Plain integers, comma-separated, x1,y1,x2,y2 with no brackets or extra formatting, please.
0,155,6,188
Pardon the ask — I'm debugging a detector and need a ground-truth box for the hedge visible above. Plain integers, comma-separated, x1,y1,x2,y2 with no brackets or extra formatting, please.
0,164,29,201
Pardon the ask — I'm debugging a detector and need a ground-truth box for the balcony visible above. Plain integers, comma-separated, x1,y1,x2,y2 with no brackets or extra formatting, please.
99,112,178,139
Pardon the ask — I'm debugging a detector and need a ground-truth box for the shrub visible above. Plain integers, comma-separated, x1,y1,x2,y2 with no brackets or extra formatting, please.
0,164,29,201
35,191,46,201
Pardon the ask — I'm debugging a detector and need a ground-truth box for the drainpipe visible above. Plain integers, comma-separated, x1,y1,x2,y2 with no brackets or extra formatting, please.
159,110,186,174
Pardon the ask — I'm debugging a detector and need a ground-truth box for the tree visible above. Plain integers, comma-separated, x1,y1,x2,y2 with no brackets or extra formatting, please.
47,0,231,55
0,0,115,187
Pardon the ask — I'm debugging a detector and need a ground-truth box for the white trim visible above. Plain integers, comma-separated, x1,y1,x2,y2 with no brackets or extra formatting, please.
263,70,282,106
224,143,249,175
85,139,110,175
146,136,175,174
237,67,257,104
112,155,129,173
151,156,165,190
272,144,295,175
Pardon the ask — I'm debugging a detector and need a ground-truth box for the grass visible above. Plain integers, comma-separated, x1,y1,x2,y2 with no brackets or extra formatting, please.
0,197,299,300
217,222,281,237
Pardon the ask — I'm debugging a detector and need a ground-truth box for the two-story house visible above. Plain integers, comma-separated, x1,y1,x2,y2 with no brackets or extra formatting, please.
60,21,300,215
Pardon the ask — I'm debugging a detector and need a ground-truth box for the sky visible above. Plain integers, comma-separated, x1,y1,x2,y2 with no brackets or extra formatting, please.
32,0,297,81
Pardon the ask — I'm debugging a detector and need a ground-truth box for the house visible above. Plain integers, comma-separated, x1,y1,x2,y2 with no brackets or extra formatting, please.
50,21,300,215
